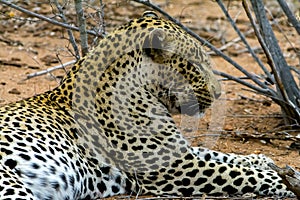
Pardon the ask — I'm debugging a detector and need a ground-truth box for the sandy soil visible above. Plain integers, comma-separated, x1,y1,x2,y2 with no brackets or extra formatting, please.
0,0,299,199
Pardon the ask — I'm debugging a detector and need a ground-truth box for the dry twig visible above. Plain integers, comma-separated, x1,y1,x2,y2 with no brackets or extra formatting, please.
26,60,76,79
269,163,300,198
277,0,300,34
52,0,80,59
0,0,97,36
216,0,274,83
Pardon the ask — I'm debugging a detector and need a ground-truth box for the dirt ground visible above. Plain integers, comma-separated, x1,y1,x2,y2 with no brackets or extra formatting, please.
0,0,300,199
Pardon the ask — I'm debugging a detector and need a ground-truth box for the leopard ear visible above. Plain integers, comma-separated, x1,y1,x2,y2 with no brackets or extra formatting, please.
142,11,159,18
143,29,175,62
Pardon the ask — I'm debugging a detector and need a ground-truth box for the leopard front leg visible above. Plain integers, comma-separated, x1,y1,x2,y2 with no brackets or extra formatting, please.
140,151,295,197
191,147,274,170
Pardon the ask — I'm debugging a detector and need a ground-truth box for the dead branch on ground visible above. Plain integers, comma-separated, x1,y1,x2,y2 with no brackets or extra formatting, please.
269,163,300,198
26,60,76,79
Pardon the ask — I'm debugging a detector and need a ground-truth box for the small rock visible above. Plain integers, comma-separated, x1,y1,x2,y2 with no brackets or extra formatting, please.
8,88,21,95
254,150,261,154
41,55,59,66
290,142,300,150
224,124,234,131
11,57,21,62
262,100,272,106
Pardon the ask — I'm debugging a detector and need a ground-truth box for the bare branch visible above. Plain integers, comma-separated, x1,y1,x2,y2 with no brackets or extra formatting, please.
98,0,106,35
213,70,271,95
216,0,274,85
74,0,89,56
242,0,275,84
212,29,254,53
277,0,300,35
250,0,300,124
52,0,80,60
26,60,76,80
0,0,97,36
90,0,106,45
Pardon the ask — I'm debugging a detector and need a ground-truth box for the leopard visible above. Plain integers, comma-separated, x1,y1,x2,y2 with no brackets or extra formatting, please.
0,11,295,200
